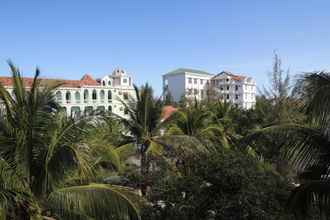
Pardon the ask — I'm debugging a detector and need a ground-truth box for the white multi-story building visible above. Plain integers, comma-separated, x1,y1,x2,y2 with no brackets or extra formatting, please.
163,68,256,109
162,68,213,102
0,68,135,117
210,71,256,109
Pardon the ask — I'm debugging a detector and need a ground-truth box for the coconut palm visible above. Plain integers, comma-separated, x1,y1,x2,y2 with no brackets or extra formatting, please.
208,101,241,148
247,72,330,219
115,83,164,195
0,159,41,219
0,62,141,219
164,100,231,149
165,101,210,137
116,85,209,195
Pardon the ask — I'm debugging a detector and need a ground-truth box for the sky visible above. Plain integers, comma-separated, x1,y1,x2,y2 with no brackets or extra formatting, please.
1,0,330,95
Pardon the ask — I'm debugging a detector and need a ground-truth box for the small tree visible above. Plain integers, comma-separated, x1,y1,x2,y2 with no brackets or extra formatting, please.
263,51,291,101
163,90,174,106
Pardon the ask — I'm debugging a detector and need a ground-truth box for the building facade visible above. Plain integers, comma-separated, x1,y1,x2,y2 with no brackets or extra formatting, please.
0,68,135,117
162,68,213,102
163,68,256,109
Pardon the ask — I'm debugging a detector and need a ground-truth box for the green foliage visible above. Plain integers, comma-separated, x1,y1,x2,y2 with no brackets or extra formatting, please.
48,184,141,220
0,62,141,219
142,148,293,220
5,56,329,220
247,71,330,219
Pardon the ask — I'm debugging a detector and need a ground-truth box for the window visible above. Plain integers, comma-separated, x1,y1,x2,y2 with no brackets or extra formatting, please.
108,81,111,86
194,89,198,95
71,106,81,118
65,91,71,104
97,106,105,114
123,78,128,83
108,90,112,101
220,87,223,91
102,81,105,86
108,105,112,112
188,78,192,84
100,90,105,102
200,79,203,84
84,106,93,116
84,90,89,103
56,91,62,103
227,86,230,90
235,85,238,91
227,94,230,99
226,78,229,82
194,78,197,84
123,92,129,100
188,89,192,95
75,92,80,103
235,94,239,99
92,90,97,101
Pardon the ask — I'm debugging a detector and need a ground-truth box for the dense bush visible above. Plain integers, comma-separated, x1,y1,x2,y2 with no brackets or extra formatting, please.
142,149,293,220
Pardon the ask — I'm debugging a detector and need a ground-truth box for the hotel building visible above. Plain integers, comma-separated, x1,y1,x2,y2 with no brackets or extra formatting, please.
0,68,135,117
163,68,256,109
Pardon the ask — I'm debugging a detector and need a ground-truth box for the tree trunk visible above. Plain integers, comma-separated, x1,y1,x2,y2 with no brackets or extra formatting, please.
140,150,149,196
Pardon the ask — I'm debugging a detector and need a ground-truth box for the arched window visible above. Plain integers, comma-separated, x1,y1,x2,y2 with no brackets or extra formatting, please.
84,106,93,116
56,91,62,103
65,91,71,103
97,106,105,114
102,81,106,86
108,90,112,102
92,89,97,101
108,80,111,86
71,106,81,118
84,90,89,103
100,90,105,102
75,91,80,103
108,105,112,112
123,92,129,100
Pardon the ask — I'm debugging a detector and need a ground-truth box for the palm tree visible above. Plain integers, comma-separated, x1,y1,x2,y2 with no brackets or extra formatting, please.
116,85,210,196
165,100,231,149
208,101,241,148
0,159,40,219
248,71,330,219
165,101,210,137
0,62,141,219
115,83,164,195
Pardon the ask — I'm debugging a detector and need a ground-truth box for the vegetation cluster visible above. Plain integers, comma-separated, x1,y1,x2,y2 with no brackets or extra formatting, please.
0,55,329,220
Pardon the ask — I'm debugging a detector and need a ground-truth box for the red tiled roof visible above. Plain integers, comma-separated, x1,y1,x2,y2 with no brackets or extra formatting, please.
80,74,99,86
0,74,100,88
161,105,177,121
213,71,246,81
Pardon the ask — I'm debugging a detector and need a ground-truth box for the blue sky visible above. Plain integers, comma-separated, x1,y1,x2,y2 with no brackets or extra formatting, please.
1,0,330,95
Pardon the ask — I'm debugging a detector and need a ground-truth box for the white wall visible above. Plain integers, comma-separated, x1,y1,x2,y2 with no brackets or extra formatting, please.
164,74,186,102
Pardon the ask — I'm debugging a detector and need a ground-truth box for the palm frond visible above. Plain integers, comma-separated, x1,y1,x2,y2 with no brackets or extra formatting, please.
288,181,330,220
297,72,330,128
244,124,327,171
48,184,141,220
